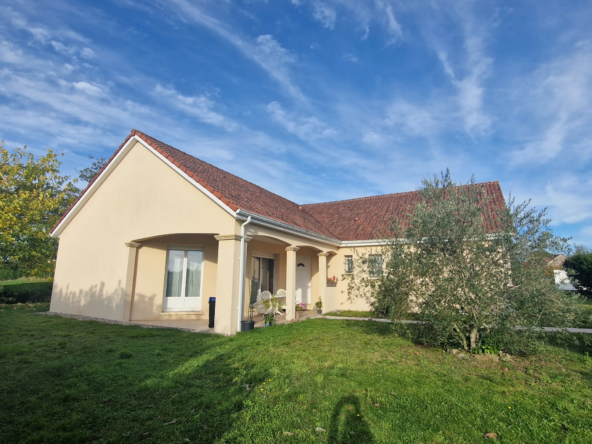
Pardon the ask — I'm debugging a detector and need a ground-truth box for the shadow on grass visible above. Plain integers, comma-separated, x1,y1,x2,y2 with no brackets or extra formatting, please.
328,395,373,443
0,307,270,443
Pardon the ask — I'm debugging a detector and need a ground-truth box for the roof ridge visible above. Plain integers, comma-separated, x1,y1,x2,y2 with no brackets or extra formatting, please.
133,129,307,211
302,181,501,207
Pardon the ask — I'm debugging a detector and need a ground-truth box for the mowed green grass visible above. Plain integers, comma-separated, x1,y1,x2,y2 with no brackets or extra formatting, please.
1,304,592,443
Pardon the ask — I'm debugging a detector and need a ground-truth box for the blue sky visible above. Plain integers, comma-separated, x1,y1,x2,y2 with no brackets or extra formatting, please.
1,0,592,246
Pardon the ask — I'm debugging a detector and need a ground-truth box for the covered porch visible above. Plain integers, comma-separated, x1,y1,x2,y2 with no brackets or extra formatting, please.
124,225,340,336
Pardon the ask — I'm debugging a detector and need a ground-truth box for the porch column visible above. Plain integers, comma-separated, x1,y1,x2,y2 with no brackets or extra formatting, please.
214,235,242,335
285,246,300,321
318,252,329,312
122,242,140,322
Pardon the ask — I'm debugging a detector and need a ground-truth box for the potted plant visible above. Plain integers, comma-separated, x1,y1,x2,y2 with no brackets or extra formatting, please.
295,302,304,320
241,276,258,332
327,276,338,287
262,294,282,327
315,298,323,315
263,312,275,327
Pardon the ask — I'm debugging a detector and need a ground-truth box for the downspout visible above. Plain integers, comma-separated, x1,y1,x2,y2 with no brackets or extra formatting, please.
237,216,252,332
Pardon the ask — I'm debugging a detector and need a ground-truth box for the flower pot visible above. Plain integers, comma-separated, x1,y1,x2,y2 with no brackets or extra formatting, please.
241,320,255,332
264,314,275,327
317,309,322,315
295,311,301,321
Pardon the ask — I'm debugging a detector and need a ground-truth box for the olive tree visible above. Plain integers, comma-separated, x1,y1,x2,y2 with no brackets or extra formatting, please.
346,171,582,354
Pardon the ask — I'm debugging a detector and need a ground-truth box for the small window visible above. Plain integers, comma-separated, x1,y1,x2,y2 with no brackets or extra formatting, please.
368,254,383,277
344,255,353,273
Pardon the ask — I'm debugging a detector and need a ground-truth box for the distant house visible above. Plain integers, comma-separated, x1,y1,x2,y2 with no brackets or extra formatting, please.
547,255,576,291
49,130,506,335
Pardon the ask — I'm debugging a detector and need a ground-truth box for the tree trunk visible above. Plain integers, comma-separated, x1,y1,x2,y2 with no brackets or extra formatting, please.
470,327,479,350
453,323,469,351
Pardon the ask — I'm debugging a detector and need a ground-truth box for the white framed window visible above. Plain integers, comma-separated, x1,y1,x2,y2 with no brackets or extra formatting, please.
163,248,204,312
368,254,383,278
344,255,353,273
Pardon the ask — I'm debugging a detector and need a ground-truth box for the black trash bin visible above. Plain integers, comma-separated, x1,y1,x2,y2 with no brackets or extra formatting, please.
208,297,216,328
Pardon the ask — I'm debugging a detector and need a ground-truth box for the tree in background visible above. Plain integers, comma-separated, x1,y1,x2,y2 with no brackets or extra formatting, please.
0,142,79,277
564,246,592,296
76,156,106,184
346,170,582,354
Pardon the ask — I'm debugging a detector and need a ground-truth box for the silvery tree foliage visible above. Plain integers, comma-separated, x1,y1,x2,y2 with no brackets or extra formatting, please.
347,170,585,354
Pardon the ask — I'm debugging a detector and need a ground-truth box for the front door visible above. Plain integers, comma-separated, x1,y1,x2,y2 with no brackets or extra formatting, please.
163,249,203,312
295,255,311,304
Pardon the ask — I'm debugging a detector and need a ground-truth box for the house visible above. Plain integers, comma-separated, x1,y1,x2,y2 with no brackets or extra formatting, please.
49,130,506,335
546,255,576,291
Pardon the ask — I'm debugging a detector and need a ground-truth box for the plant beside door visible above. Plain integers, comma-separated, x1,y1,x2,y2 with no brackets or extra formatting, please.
295,302,305,320
315,298,323,314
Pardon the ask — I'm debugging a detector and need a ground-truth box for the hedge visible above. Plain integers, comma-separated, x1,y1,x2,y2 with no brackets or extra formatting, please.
0,281,53,304
0,268,23,281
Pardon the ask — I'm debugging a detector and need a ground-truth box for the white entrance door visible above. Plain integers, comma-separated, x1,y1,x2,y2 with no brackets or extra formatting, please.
295,255,311,304
163,249,203,312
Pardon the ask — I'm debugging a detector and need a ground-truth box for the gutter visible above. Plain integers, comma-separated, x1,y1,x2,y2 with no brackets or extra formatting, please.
237,216,252,332
235,209,341,247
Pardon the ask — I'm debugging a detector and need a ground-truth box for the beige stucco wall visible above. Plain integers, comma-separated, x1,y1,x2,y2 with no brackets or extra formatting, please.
50,140,237,321
326,246,380,312
130,234,218,321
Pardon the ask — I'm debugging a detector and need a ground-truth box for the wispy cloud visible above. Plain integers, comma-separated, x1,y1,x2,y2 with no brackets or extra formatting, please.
266,101,336,142
164,0,305,101
153,84,238,131
374,0,403,42
430,7,492,137
342,53,358,62
312,2,337,30
509,41,592,165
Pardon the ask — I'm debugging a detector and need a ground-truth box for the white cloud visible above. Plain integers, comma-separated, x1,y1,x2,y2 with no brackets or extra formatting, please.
342,53,358,62
509,43,592,165
374,0,403,41
254,35,297,68
362,131,384,146
422,4,492,137
29,27,51,43
384,101,436,136
165,0,304,100
0,41,24,63
312,2,337,29
73,81,105,97
266,101,336,142
153,84,237,131
50,40,77,56
80,48,95,59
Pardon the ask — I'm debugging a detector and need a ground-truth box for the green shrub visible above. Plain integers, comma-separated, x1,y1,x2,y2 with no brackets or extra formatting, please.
0,281,53,304
0,268,23,281
565,252,592,296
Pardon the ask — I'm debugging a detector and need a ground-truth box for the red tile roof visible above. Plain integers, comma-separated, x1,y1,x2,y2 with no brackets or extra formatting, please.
302,181,506,241
52,130,507,242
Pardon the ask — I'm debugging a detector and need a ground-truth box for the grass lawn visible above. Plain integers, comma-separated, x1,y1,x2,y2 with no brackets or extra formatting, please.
1,304,592,443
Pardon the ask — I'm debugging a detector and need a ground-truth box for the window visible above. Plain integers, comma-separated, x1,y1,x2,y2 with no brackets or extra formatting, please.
163,248,204,312
368,254,383,277
344,255,353,273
